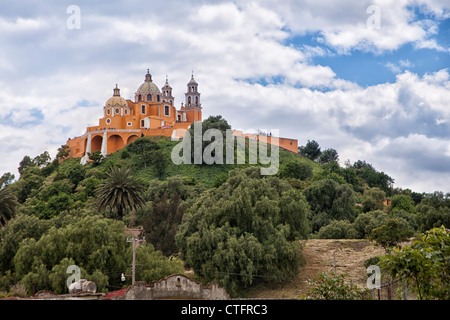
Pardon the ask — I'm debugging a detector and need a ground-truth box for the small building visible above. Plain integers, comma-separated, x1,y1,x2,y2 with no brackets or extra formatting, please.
107,274,230,300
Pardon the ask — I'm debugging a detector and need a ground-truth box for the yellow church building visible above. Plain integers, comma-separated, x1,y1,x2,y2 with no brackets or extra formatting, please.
66,69,298,163
67,70,202,163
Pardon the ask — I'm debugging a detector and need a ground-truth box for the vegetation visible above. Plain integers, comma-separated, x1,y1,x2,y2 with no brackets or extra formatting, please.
0,115,449,299
176,167,310,295
380,226,450,300
307,272,372,300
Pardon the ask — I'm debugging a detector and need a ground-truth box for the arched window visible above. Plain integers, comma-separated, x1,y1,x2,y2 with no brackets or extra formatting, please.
138,94,142,102
188,97,191,104
195,96,198,105
147,94,151,101
157,95,160,102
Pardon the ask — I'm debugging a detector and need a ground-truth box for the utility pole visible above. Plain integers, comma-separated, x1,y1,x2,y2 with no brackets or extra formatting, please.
126,231,145,285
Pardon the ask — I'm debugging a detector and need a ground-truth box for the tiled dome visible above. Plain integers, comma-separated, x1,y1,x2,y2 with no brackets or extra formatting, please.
136,69,161,96
106,84,128,108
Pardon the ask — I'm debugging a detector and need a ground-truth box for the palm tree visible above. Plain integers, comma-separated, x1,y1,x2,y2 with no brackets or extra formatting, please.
96,167,146,221
0,187,18,227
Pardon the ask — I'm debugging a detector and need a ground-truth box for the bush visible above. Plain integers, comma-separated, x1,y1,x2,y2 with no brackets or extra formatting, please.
307,272,372,300
318,220,358,239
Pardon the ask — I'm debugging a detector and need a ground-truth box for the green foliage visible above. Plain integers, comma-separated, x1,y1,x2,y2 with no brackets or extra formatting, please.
56,145,70,161
307,272,371,300
278,160,313,181
133,243,184,285
0,172,15,189
33,151,51,168
380,226,450,300
176,167,309,295
362,187,386,212
0,187,18,227
390,194,415,214
186,115,232,165
151,149,167,178
12,213,129,294
298,140,321,161
319,148,339,164
303,179,356,233
96,166,146,221
142,192,185,256
18,155,35,175
352,210,388,239
369,218,412,251
127,137,160,168
88,151,104,166
415,204,450,232
351,160,394,195
318,220,358,239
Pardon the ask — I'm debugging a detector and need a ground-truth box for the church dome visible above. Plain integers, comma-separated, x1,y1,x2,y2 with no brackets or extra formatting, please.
105,85,128,108
136,69,161,96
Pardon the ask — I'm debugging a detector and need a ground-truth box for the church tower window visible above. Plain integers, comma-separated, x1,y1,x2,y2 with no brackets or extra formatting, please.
164,105,170,116
147,94,151,101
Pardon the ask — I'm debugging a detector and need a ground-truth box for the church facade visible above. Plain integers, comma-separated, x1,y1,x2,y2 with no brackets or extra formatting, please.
66,69,298,163
66,70,202,163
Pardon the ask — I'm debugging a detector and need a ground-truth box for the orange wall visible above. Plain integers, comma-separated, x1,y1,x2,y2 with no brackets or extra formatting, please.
232,130,298,153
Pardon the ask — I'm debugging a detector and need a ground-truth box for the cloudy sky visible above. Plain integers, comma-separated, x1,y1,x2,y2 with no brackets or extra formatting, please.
0,0,449,193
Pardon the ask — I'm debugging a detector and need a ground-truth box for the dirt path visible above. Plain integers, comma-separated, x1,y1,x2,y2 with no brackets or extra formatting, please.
249,239,385,299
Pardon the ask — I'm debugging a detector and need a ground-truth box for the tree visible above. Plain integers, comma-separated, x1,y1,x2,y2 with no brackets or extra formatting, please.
369,218,412,251
318,220,358,239
319,148,339,164
142,192,185,256
127,137,160,168
278,160,313,181
96,167,146,221
88,150,104,166
362,187,386,212
56,145,70,161
151,149,167,178
33,151,51,167
298,140,321,161
352,160,394,195
186,115,232,165
0,172,15,189
390,194,415,214
18,156,35,175
12,214,130,294
303,179,356,233
175,167,310,294
0,188,18,227
380,226,450,300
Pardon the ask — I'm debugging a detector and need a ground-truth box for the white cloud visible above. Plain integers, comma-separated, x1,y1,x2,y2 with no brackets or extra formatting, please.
0,0,449,194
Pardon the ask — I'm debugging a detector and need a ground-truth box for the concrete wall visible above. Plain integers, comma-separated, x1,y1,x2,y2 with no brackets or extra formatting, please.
123,274,230,300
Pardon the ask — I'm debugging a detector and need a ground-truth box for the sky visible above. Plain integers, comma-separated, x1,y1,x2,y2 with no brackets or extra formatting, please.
0,0,449,193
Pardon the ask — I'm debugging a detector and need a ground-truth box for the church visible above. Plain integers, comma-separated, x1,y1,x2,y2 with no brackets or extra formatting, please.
66,69,298,163
66,70,202,163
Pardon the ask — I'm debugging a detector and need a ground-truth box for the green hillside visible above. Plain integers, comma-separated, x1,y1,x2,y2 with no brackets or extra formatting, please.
0,116,449,299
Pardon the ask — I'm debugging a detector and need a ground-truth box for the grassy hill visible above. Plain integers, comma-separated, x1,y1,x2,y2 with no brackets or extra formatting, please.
99,135,320,189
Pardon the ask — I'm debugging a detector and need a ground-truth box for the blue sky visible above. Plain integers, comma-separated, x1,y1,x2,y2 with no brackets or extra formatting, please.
0,0,449,193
